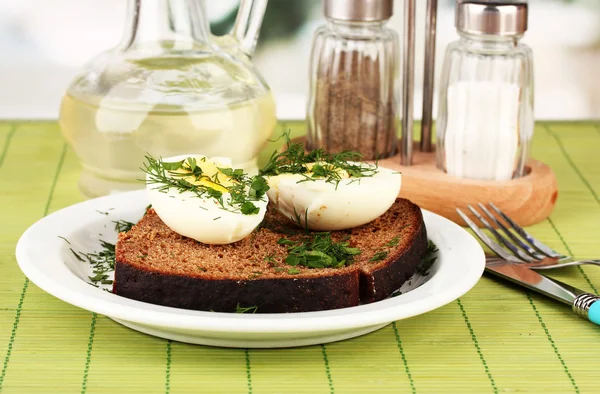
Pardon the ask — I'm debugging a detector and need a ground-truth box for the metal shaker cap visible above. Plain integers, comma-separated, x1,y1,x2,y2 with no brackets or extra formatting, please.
323,0,394,22
456,1,528,36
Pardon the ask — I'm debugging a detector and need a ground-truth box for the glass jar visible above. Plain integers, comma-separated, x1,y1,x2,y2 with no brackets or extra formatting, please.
306,0,399,160
436,1,534,181
59,0,276,197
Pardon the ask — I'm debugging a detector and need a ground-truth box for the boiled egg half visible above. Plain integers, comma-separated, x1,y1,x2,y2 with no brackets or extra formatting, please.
265,162,401,231
146,154,268,244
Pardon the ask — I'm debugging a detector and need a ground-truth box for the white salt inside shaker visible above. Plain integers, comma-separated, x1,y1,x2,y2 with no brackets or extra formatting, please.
436,1,534,181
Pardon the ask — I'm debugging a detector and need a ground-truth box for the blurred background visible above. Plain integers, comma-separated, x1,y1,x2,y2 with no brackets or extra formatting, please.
0,0,598,120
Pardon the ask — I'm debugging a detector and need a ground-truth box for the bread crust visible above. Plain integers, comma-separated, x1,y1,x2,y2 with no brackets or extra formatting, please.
114,263,360,313
113,198,428,313
359,217,427,303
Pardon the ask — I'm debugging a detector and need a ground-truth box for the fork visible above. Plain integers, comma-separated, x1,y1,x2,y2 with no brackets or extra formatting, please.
455,202,600,270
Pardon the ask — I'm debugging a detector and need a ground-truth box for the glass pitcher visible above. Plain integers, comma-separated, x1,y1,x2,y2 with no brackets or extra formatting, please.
59,0,276,197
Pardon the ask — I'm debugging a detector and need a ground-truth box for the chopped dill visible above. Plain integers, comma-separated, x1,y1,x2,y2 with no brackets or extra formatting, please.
369,250,388,262
388,240,439,298
68,215,138,287
264,253,276,262
278,232,361,269
416,240,439,276
96,210,109,216
142,155,269,215
259,131,379,188
113,219,135,233
264,253,278,266
70,248,85,262
58,236,71,245
291,207,309,231
385,236,400,247
71,240,117,286
235,304,258,314
390,289,403,297
370,228,411,263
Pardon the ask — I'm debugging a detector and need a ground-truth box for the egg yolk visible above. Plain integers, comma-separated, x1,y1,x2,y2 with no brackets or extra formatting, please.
171,158,237,194
304,162,350,179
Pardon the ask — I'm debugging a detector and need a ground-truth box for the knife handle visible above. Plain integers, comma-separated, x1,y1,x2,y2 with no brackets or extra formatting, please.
573,293,600,325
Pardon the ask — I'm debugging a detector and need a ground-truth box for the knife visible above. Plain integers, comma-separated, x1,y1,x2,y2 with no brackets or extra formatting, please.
485,257,600,325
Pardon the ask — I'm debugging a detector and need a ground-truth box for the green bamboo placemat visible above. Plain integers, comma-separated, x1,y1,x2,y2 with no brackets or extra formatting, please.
0,120,599,394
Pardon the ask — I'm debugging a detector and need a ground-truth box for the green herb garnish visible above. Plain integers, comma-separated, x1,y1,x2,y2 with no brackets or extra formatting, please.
235,304,258,314
58,236,71,245
260,131,378,188
370,230,410,263
241,201,260,215
68,216,137,287
290,207,309,231
279,232,361,269
70,248,85,262
71,240,117,286
385,236,400,247
142,155,269,215
417,240,439,276
369,250,389,262
390,289,403,297
287,268,301,275
161,160,184,171
264,253,278,266
113,219,135,233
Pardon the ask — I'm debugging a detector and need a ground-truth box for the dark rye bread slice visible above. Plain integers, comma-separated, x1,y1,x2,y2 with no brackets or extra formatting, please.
113,198,428,313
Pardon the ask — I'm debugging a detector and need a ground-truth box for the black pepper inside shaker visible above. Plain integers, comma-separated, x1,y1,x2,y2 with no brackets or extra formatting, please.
306,0,400,160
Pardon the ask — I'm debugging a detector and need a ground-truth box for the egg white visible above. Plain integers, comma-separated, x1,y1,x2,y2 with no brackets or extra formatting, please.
146,154,268,245
266,163,401,231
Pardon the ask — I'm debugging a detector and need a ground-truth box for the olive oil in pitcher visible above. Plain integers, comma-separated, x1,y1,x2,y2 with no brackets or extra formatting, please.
59,0,275,197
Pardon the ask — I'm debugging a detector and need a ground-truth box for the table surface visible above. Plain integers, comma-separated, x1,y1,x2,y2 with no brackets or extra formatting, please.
0,120,599,394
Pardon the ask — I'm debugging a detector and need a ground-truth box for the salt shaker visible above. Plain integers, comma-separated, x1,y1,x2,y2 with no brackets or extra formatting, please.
306,0,399,160
436,1,534,181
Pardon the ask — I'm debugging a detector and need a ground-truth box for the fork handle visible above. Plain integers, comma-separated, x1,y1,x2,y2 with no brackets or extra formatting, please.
578,260,600,266
573,294,600,325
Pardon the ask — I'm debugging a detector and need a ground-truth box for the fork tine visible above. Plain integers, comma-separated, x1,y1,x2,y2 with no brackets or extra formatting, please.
467,205,533,263
477,203,543,259
456,208,521,263
487,202,565,258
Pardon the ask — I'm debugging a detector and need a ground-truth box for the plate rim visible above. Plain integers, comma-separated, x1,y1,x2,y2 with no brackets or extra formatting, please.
15,190,485,334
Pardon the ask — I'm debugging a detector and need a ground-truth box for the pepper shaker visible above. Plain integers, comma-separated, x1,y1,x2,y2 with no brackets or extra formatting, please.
436,1,534,181
306,0,400,160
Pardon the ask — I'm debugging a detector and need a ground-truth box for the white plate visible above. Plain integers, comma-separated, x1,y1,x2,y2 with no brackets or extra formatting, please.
16,190,485,348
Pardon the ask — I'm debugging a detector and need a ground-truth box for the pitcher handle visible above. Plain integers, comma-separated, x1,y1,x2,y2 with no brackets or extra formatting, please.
230,0,268,56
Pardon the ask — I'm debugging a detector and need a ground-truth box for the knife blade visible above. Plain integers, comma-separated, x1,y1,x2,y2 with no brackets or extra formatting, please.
485,257,600,325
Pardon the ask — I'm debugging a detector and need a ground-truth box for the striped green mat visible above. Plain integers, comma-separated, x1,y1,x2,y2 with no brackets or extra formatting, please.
0,120,599,393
